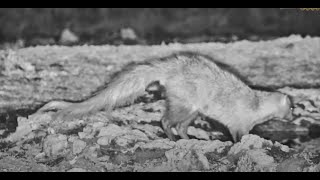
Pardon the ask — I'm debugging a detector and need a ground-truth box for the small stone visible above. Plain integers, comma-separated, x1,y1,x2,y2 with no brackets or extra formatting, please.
78,126,94,139
78,132,86,139
59,28,79,45
43,134,68,157
114,137,129,147
97,136,111,146
120,28,137,40
277,158,307,172
187,126,210,140
68,135,78,143
98,156,110,162
247,149,275,167
5,117,33,142
97,124,125,137
195,151,210,170
69,157,77,165
73,139,87,155
0,130,5,135
35,152,46,160
228,134,273,155
274,142,290,153
92,122,105,130
47,127,55,134
87,145,99,158
139,139,175,150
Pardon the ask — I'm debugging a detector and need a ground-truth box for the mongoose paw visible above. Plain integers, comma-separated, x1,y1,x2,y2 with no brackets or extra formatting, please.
166,133,178,141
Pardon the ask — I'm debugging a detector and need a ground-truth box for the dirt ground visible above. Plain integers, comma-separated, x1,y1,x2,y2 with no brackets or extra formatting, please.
1,35,320,172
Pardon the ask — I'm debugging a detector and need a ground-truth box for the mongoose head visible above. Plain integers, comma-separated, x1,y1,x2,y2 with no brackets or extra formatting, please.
231,92,294,142
259,92,294,122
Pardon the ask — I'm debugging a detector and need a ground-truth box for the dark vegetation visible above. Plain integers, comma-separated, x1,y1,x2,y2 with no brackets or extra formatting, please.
0,8,320,46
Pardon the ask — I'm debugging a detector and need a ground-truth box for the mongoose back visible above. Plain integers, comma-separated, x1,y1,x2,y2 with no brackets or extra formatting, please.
38,52,293,142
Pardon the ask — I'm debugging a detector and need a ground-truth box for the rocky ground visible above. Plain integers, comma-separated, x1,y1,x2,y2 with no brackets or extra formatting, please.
1,35,320,172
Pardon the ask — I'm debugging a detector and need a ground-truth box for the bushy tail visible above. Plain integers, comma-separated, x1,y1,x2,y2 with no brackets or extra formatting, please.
37,64,167,118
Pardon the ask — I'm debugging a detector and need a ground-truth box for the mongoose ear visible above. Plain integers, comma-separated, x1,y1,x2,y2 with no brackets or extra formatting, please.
281,94,290,106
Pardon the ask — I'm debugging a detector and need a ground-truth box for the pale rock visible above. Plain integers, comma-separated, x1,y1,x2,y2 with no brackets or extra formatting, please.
59,28,79,45
73,139,87,155
97,136,111,146
97,124,126,137
228,134,273,155
43,134,68,157
120,28,137,40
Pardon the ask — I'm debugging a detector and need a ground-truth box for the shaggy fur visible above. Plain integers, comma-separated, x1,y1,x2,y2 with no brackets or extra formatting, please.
37,52,293,142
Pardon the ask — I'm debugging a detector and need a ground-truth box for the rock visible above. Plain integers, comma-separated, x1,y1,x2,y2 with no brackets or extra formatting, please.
87,145,100,159
274,142,290,153
132,124,164,140
98,128,149,147
68,135,78,143
43,134,68,157
112,130,149,148
59,28,79,45
97,136,111,146
164,139,232,171
78,126,94,139
165,147,209,171
96,124,142,146
97,156,110,162
92,122,105,130
139,139,175,150
97,124,126,138
306,163,320,172
72,139,86,155
228,134,273,155
175,139,232,154
277,158,307,172
251,120,308,142
34,152,46,160
120,28,137,40
3,50,35,76
236,149,276,172
5,117,35,142
187,126,210,140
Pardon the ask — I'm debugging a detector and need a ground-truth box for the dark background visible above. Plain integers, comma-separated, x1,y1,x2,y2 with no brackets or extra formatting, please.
1,8,320,46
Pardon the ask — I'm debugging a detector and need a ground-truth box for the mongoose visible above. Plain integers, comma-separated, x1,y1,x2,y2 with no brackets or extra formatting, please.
37,52,293,142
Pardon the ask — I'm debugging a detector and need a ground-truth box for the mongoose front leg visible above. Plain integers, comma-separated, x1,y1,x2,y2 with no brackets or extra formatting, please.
229,127,249,142
175,111,199,139
161,96,198,140
161,108,198,140
161,116,177,141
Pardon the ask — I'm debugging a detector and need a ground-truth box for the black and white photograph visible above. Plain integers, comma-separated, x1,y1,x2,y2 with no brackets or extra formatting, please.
0,8,320,172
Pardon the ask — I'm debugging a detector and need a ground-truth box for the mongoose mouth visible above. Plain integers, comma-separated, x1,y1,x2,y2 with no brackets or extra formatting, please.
283,106,295,122
285,113,294,122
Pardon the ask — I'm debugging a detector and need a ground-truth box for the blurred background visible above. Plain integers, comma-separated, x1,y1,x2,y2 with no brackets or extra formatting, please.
0,8,320,48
